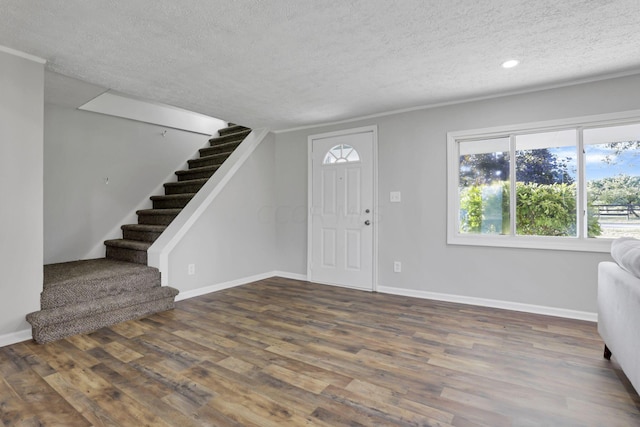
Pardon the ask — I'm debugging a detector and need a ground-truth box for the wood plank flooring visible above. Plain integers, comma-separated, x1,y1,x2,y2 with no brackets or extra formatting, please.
1,277,639,426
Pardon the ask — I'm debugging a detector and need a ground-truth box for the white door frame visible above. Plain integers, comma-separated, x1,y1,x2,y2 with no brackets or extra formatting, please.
307,125,378,291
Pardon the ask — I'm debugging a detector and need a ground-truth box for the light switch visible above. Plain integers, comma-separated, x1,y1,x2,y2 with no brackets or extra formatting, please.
390,191,401,203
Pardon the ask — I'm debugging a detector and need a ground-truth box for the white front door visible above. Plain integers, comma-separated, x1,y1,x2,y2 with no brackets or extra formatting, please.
308,127,376,290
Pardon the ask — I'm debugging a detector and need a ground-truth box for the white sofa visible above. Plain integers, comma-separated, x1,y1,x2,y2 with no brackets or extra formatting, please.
597,237,640,393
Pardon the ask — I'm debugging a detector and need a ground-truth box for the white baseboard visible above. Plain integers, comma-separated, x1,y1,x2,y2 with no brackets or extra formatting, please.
175,271,307,301
175,271,275,301
0,329,32,348
272,271,308,281
377,286,597,322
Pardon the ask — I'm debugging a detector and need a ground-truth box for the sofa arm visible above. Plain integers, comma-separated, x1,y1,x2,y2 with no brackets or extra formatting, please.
597,261,640,394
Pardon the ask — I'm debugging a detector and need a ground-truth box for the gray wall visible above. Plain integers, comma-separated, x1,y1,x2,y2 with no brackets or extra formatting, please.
0,51,44,339
274,74,640,313
44,104,210,263
167,134,277,290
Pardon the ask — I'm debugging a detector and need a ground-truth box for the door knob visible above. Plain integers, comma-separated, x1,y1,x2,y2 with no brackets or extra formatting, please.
364,220,371,226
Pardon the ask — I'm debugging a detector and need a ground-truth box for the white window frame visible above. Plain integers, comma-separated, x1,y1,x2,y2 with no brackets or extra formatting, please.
447,109,640,253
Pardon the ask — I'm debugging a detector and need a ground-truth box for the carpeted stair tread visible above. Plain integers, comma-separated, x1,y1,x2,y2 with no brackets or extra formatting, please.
27,286,178,327
188,153,230,169
44,258,158,289
163,178,208,195
149,193,195,202
104,239,152,251
136,208,181,225
41,258,161,309
218,125,250,136
175,165,220,181
27,287,178,343
31,297,176,344
136,208,182,216
121,224,167,233
150,193,195,209
199,141,241,157
164,178,209,187
176,165,219,176
209,129,251,145
121,224,166,242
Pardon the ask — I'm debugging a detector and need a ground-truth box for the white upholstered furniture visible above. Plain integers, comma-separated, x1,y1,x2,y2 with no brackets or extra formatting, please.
597,237,640,393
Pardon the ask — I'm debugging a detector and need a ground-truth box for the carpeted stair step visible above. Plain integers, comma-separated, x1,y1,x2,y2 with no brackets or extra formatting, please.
164,178,208,195
136,208,181,225
40,258,161,309
150,193,195,209
208,129,251,145
122,224,167,242
218,124,250,136
188,152,231,169
199,140,242,157
105,239,151,264
175,165,220,181
27,285,179,344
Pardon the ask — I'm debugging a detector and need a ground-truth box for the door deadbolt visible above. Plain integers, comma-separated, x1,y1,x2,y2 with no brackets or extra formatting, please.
364,220,371,226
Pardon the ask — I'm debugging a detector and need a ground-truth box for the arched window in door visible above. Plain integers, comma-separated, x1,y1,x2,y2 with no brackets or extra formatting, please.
323,144,360,164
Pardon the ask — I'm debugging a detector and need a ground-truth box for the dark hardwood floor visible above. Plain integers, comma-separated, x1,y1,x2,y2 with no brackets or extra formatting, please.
1,277,639,426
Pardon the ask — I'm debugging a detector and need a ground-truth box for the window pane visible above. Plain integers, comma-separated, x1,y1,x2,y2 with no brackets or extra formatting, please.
458,138,510,235
323,144,360,164
515,130,577,236
585,123,640,239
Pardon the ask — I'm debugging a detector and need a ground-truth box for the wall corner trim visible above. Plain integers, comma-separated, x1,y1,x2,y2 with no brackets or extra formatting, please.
377,286,597,322
148,128,271,284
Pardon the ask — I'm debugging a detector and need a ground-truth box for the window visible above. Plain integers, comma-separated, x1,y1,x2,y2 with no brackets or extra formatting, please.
585,123,640,239
323,144,360,164
459,137,510,235
514,130,577,237
448,111,640,252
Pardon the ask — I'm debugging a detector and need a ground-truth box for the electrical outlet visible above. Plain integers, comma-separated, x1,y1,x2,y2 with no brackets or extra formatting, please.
188,264,195,275
390,191,401,203
393,261,402,273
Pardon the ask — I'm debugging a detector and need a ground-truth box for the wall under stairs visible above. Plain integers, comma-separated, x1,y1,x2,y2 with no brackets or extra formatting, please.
149,131,277,295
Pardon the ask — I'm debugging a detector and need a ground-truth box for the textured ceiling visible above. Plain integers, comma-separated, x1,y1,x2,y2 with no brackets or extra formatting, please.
2,0,639,130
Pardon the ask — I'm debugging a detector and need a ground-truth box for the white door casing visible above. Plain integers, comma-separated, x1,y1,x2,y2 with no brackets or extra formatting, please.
308,126,377,290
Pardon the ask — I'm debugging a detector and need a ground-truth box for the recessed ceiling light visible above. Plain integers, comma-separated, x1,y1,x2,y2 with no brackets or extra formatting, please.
502,59,519,69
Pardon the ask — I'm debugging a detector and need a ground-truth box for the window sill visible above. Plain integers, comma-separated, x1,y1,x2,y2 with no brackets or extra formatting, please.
447,234,613,253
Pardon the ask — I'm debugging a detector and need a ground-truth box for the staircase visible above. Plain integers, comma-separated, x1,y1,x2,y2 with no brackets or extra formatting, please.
104,124,252,264
26,123,251,344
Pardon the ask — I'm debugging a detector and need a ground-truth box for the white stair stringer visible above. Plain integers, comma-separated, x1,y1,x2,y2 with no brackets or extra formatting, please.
147,128,271,285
